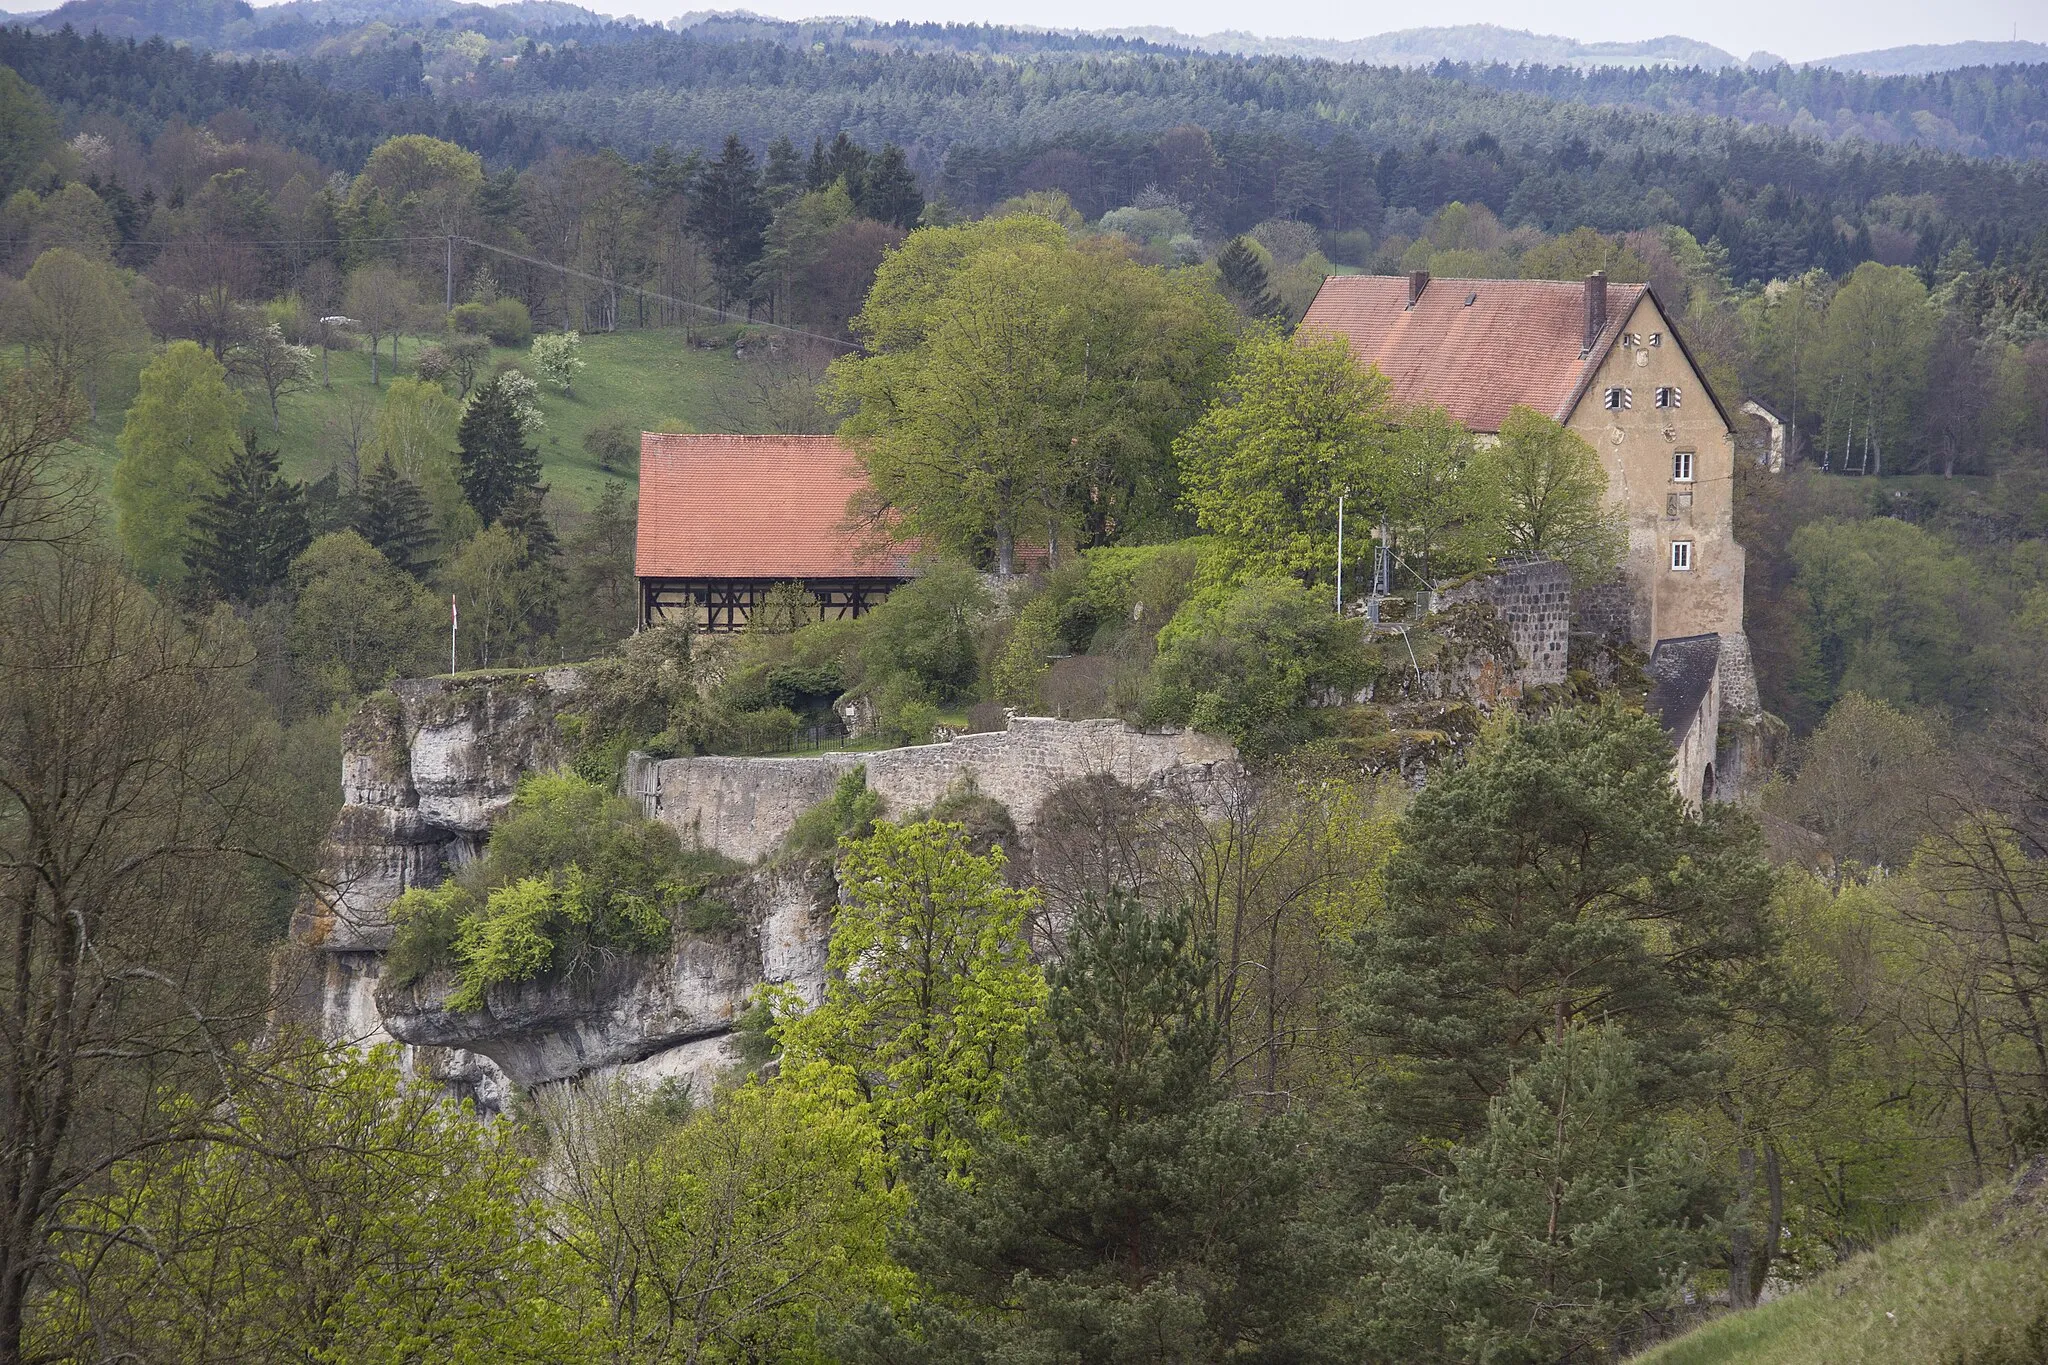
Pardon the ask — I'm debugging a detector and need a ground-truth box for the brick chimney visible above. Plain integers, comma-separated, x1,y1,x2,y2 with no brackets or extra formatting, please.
1583,271,1608,353
1406,270,1430,308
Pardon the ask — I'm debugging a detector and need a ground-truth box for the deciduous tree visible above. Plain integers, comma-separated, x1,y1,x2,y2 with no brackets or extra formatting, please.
1481,405,1624,584
111,340,245,583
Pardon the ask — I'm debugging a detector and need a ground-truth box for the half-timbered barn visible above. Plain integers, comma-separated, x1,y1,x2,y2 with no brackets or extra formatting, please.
635,434,914,632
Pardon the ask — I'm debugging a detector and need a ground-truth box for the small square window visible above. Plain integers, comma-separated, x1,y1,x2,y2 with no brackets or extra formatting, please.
1621,331,1640,348
1671,541,1693,571
1603,386,1632,411
1648,332,1664,347
1673,450,1694,482
1655,386,1682,409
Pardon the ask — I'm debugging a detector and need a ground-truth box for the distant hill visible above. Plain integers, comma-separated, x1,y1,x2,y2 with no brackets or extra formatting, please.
1806,39,2048,74
24,0,607,47
1098,22,1743,70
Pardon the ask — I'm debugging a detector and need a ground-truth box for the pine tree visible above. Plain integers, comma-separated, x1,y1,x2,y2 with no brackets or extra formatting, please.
456,375,542,526
763,133,804,205
183,429,311,603
840,896,1336,1363
687,135,769,312
1216,236,1282,319
353,454,437,576
856,144,924,229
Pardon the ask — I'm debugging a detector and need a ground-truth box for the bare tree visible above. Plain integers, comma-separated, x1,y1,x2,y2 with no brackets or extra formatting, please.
712,340,833,434
230,322,317,430
0,554,282,1361
147,235,258,360
324,386,378,490
343,265,417,387
0,374,89,558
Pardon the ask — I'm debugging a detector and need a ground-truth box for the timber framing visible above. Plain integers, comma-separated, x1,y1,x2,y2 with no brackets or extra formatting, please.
639,576,909,632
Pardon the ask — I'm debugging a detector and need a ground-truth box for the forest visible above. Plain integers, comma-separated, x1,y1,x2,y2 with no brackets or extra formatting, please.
2,10,2048,1363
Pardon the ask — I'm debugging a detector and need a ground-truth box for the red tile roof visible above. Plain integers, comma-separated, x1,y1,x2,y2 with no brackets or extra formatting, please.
1297,275,1647,433
635,434,915,581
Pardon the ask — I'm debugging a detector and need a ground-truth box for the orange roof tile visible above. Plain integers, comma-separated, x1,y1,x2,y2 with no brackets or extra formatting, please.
1298,275,1647,433
635,434,915,581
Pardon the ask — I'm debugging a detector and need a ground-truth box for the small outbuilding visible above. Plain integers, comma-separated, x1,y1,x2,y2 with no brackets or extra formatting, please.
635,434,914,632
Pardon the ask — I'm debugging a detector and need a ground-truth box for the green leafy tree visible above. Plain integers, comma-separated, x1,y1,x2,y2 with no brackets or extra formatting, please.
1215,235,1282,319
1148,577,1369,758
457,374,544,525
1481,405,1624,584
230,321,316,431
842,895,1335,1364
183,429,312,603
353,452,438,576
1346,705,1776,1146
41,1045,583,1363
17,247,142,416
1361,1024,1721,1363
1815,261,1937,475
0,69,55,200
1788,517,1981,714
1383,402,1500,586
286,531,443,704
543,1077,905,1364
773,819,1045,1174
833,216,1232,571
1175,323,1396,584
112,340,246,583
447,519,559,667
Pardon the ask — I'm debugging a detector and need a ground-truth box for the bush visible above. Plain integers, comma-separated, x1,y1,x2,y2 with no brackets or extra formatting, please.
530,331,585,394
455,298,532,348
584,420,639,473
784,766,885,860
858,559,990,702
413,342,451,388
1147,577,1369,757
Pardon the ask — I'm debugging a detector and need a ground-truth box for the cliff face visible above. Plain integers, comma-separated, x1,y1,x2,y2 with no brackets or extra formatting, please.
289,673,1237,1111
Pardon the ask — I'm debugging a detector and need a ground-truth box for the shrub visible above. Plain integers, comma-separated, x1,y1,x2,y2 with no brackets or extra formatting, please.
483,297,531,347
858,560,990,702
1147,577,1369,757
530,331,585,394
385,882,475,988
413,342,451,388
583,420,639,472
784,766,885,860
446,867,670,1010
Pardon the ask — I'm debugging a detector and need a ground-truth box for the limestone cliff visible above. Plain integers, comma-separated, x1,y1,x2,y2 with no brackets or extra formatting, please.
287,672,1237,1110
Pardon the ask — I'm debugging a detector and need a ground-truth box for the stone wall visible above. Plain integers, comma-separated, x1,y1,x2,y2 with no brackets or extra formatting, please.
629,717,1239,864
1432,559,1572,687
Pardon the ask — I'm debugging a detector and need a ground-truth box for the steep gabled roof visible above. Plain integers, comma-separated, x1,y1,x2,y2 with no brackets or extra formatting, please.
1299,275,1662,433
635,434,914,581
1648,633,1723,742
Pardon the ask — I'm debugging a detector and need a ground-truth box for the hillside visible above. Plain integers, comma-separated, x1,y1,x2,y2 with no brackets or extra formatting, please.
1636,1159,2048,1364
1097,22,1742,70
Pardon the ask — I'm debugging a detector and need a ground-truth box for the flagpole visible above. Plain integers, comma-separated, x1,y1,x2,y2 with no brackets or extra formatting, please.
450,594,458,674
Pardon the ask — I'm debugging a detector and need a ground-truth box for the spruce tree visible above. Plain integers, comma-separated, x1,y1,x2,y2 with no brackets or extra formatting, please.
856,144,924,228
353,454,437,576
687,135,769,312
840,896,1336,1363
456,375,542,526
183,429,311,603
1216,236,1282,319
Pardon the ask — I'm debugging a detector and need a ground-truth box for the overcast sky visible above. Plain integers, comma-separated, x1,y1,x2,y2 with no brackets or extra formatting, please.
595,0,2039,65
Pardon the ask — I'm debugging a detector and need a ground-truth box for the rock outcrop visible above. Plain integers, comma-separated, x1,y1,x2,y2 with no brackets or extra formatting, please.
288,674,1238,1111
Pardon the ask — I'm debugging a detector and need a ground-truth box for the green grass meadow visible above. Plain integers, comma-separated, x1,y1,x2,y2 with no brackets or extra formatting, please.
59,327,749,512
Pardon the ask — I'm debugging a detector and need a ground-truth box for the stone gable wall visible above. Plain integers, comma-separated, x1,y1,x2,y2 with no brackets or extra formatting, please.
628,717,1238,864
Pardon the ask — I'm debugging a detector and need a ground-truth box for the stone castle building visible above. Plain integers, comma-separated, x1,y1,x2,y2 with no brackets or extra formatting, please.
1300,270,1759,803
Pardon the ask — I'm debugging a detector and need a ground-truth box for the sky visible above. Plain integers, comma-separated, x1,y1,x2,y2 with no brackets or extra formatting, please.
591,0,2041,65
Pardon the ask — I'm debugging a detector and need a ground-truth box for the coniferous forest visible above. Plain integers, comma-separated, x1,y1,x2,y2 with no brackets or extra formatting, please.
4,6,2048,1361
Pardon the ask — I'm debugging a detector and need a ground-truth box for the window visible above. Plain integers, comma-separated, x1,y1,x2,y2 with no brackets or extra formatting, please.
1673,450,1694,482
1621,331,1640,348
1603,386,1632,410
1655,386,1682,409
1671,540,1693,571
1647,332,1664,347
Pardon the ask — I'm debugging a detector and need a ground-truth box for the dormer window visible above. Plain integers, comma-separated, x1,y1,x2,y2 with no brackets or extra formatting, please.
1655,386,1681,409
1603,386,1633,411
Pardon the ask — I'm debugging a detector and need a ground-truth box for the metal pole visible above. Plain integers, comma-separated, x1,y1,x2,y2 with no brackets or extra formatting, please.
1335,493,1345,613
445,235,455,313
450,594,458,674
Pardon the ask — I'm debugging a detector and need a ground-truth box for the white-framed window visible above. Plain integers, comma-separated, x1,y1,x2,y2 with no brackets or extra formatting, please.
1655,385,1682,408
1648,331,1664,347
1603,386,1632,410
1621,331,1640,348
1673,450,1695,482
1671,540,1693,571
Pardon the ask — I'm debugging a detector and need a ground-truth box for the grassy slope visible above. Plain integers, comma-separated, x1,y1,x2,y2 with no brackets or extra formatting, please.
1635,1159,2048,1364
61,328,747,511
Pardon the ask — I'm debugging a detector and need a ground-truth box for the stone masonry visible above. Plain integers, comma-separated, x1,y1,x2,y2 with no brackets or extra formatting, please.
627,717,1239,864
1433,559,1573,688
